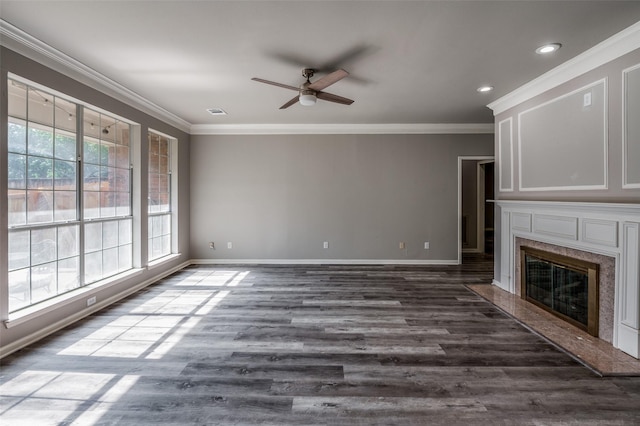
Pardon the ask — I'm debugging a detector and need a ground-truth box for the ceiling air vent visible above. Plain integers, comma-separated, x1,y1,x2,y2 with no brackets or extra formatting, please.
206,108,227,116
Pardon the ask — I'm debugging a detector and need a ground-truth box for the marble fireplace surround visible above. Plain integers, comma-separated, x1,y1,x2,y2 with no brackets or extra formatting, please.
495,201,640,359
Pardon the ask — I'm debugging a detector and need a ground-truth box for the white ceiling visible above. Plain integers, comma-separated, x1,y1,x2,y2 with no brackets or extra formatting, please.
2,1,640,128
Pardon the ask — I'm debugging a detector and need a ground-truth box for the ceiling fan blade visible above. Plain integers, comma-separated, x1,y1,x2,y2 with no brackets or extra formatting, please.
251,77,299,91
279,96,300,109
316,91,354,105
308,69,349,91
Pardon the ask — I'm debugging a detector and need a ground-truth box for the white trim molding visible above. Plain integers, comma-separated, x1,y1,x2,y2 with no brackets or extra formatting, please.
0,19,192,133
189,123,495,136
489,20,640,115
517,79,608,192
495,200,640,359
498,117,514,192
623,63,640,189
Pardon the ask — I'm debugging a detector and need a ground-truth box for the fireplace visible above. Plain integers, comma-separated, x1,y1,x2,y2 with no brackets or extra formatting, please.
496,201,640,358
521,246,599,336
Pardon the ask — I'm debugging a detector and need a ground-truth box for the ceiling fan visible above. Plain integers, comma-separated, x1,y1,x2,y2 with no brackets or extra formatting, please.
252,68,354,109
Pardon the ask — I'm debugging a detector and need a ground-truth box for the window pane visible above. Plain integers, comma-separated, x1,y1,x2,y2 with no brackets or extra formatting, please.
28,88,54,126
55,160,76,189
54,132,76,161
83,163,100,190
149,151,160,173
27,190,53,224
83,191,100,220
101,115,116,144
9,269,30,312
83,138,101,164
27,157,53,189
115,121,130,146
116,192,130,216
54,97,76,133
58,225,79,258
8,190,27,226
115,168,129,193
100,192,116,217
54,191,76,222
119,244,132,271
102,143,117,167
102,247,119,277
85,251,102,284
8,230,30,271
8,153,26,189
8,119,27,154
28,125,54,157
31,227,56,265
31,262,56,303
159,193,170,212
58,257,80,293
162,214,171,235
8,80,27,120
116,146,129,169
85,222,102,253
159,157,169,174
103,221,118,249
119,219,132,245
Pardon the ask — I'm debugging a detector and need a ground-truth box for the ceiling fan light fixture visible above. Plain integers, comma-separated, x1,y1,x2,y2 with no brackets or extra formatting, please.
299,92,317,106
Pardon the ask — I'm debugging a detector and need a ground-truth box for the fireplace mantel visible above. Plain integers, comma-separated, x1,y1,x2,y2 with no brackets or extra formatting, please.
494,200,640,358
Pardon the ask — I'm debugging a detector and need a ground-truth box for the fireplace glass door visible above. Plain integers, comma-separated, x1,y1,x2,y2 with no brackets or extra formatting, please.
521,247,598,336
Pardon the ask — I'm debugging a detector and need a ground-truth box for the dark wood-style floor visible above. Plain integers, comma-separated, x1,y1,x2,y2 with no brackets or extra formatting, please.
2,255,640,425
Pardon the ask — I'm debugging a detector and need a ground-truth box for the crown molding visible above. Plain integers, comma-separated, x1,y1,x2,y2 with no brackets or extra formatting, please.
190,122,494,135
488,20,640,115
0,19,192,133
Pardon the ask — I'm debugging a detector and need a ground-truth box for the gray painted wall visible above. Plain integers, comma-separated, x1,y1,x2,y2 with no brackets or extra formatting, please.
190,133,494,262
0,47,191,351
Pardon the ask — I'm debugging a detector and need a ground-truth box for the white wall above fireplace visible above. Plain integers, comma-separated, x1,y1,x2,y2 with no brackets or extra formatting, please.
495,200,640,358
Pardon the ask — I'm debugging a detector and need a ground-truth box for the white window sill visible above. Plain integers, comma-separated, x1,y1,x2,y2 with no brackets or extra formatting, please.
148,253,182,271
4,268,145,329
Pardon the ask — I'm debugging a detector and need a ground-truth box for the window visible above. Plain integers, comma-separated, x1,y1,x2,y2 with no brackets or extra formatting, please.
6,77,135,312
83,109,132,283
148,131,173,261
7,80,81,311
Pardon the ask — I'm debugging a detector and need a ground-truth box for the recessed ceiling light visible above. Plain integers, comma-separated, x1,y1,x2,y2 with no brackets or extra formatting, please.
536,43,562,54
477,85,493,93
206,108,227,116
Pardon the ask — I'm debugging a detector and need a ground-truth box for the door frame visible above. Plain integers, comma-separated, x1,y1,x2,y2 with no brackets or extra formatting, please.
458,156,494,264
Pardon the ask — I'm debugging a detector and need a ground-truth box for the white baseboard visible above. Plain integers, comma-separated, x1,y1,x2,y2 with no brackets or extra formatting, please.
190,258,459,265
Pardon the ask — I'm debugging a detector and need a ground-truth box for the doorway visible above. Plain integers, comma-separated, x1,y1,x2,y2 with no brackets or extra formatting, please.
458,156,494,263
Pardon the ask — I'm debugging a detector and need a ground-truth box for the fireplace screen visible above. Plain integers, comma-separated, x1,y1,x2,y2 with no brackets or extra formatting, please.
521,247,599,336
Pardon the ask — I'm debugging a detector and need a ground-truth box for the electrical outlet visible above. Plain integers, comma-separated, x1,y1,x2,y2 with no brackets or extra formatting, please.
87,296,96,307
399,242,405,249
424,242,430,249
209,242,215,249
323,241,329,249
227,242,232,249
